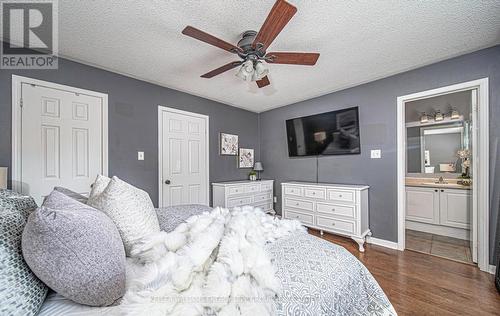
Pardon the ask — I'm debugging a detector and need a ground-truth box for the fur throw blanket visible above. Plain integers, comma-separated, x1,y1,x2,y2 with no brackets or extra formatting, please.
117,206,304,315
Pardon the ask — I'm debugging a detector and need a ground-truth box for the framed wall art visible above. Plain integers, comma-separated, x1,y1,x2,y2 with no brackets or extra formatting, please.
238,148,254,168
220,133,238,155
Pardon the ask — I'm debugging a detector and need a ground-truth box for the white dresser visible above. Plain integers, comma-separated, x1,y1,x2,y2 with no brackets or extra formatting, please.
281,181,370,251
212,180,274,213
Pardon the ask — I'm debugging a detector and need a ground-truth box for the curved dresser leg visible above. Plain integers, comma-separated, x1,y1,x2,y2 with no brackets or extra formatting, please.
352,237,366,252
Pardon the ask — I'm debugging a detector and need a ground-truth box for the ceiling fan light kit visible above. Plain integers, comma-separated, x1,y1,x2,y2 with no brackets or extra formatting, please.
181,0,320,88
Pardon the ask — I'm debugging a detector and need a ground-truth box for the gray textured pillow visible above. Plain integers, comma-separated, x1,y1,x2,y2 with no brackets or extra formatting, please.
156,204,212,232
87,174,110,205
22,190,126,306
88,176,160,255
0,189,48,316
53,186,88,204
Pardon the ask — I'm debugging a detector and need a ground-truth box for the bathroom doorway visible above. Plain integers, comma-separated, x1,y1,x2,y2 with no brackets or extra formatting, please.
396,79,490,271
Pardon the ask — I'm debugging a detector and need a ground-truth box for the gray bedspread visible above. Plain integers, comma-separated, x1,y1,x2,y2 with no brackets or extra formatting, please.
267,231,395,315
39,205,395,315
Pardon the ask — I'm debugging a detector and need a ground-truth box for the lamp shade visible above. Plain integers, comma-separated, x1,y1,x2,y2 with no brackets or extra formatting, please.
0,167,7,189
236,60,254,81
253,162,264,171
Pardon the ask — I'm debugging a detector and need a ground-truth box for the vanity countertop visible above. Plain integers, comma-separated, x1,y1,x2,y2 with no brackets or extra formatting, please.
405,177,471,190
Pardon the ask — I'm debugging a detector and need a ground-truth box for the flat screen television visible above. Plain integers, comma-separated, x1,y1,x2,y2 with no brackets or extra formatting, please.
285,107,361,157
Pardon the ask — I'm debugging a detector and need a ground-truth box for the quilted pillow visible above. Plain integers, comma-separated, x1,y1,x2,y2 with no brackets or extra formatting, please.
53,186,88,204
0,189,48,316
22,190,126,306
87,174,110,205
88,176,160,255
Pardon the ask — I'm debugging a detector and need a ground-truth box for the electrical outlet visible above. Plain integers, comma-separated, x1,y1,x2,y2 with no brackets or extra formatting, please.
370,149,381,159
138,151,144,161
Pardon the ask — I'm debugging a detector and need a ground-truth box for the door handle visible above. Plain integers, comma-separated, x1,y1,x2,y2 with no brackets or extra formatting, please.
164,180,171,185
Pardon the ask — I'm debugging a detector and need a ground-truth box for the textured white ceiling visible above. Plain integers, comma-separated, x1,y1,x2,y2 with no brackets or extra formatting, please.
54,1,500,112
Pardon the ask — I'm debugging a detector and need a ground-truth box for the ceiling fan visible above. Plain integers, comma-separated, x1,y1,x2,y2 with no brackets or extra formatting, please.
181,0,320,88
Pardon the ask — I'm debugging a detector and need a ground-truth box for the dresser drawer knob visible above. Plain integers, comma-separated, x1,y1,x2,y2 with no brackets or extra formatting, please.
339,194,343,197
332,223,336,226
331,208,335,211
296,203,299,206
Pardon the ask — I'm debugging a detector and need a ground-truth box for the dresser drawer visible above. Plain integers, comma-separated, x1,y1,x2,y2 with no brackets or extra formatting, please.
227,186,245,196
245,184,260,194
286,210,313,225
227,196,253,207
327,189,355,203
260,182,273,191
316,202,355,218
316,216,356,234
254,192,272,203
255,202,273,211
284,186,303,197
304,187,326,199
284,198,313,212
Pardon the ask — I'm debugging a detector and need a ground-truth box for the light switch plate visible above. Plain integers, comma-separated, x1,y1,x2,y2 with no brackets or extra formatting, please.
371,149,381,159
138,151,144,160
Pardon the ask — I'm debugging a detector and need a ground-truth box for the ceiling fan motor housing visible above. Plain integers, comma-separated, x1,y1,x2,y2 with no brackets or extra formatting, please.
237,30,266,60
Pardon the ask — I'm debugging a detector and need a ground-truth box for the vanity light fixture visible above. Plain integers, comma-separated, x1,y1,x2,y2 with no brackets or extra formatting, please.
450,108,460,120
420,112,429,124
434,110,444,121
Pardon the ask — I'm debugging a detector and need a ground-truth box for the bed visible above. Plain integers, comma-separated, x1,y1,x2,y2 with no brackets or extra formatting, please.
38,205,395,316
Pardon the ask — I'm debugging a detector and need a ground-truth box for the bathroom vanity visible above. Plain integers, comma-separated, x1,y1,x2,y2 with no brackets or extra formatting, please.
405,178,471,240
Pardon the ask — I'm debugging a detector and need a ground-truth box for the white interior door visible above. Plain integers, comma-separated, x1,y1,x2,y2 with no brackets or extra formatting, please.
470,89,478,263
21,82,106,205
160,107,208,207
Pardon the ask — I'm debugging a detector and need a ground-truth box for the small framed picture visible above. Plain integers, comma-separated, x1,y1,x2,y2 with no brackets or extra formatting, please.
238,148,254,168
220,133,238,155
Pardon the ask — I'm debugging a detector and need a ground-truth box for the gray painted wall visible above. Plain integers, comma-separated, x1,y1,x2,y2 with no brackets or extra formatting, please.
259,45,500,264
0,56,259,206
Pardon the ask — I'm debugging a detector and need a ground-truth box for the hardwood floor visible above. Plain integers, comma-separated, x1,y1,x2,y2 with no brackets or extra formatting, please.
308,229,500,315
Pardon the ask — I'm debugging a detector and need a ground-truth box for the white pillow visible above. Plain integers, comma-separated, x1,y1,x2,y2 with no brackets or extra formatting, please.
87,176,160,255
87,174,111,205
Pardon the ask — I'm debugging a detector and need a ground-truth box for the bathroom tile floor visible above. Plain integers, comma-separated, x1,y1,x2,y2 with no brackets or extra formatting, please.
405,229,473,264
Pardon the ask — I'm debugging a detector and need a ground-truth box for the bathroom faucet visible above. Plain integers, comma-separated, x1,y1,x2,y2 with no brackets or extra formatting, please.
436,176,447,184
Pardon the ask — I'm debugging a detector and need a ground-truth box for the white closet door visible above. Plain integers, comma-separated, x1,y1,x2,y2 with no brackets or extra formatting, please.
21,83,104,205
160,108,208,207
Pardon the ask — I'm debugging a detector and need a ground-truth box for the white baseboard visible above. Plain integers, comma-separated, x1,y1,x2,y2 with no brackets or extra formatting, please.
488,265,496,275
367,237,399,250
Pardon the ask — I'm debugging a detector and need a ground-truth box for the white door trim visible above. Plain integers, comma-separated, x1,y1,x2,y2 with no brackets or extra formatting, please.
397,78,489,272
157,105,210,207
11,75,109,192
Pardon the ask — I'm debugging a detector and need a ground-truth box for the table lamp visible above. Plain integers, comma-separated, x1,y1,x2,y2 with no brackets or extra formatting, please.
254,162,263,181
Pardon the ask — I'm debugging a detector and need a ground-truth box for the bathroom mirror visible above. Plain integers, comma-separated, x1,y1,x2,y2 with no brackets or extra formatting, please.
406,122,466,175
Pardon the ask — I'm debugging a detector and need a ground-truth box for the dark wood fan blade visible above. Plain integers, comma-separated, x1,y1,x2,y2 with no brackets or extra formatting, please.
201,61,241,78
266,52,320,65
252,0,297,50
256,76,270,88
182,26,241,53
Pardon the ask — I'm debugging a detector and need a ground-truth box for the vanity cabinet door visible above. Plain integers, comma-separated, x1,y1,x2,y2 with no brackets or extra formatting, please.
439,189,471,229
406,187,439,224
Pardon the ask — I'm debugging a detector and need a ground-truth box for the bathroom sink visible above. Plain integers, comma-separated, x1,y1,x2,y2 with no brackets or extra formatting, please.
421,182,467,188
